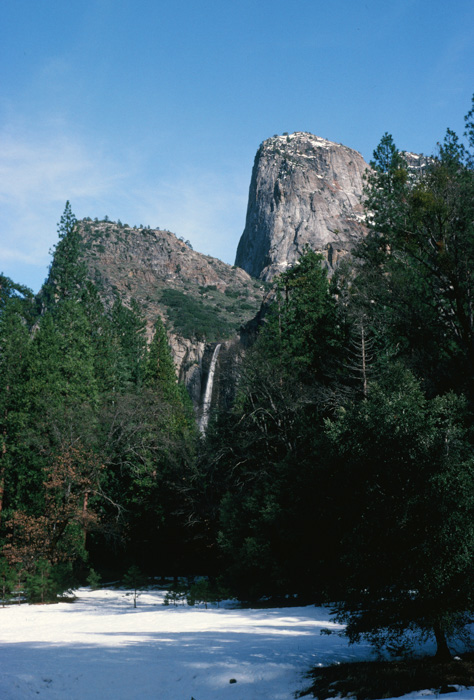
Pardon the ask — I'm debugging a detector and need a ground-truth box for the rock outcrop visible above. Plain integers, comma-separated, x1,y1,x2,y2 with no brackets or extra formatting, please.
235,132,370,280
78,220,265,406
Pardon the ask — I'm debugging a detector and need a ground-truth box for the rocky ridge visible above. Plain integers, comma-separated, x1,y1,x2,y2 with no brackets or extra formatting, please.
235,132,370,280
78,220,265,405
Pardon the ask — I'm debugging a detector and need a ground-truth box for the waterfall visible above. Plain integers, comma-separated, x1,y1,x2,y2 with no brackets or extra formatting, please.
199,343,221,434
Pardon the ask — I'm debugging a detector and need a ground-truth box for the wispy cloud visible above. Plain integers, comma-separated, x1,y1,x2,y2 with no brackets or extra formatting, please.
0,114,250,292
0,121,130,286
0,128,117,204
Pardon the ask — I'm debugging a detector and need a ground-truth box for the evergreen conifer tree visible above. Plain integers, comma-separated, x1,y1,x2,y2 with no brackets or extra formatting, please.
0,276,34,521
354,108,474,400
325,367,474,659
42,202,87,307
144,316,178,400
110,298,147,388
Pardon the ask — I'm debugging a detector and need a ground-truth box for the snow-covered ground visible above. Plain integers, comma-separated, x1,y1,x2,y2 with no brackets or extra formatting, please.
0,587,473,700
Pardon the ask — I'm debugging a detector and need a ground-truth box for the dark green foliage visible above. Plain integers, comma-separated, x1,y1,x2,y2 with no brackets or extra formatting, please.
317,102,474,656
325,367,474,655
163,581,188,606
88,301,196,572
111,297,147,388
0,274,34,312
354,123,474,399
123,564,147,607
186,100,474,662
96,383,196,571
29,300,98,407
0,204,201,594
145,316,178,398
187,578,215,608
162,577,229,608
86,567,101,589
161,288,234,341
0,275,35,518
42,201,87,307
262,248,344,380
25,560,74,603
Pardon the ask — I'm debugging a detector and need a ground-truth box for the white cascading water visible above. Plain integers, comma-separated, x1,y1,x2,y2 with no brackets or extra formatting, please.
199,343,221,434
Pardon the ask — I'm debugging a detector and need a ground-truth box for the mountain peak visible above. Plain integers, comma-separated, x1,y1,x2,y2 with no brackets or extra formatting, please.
235,132,369,280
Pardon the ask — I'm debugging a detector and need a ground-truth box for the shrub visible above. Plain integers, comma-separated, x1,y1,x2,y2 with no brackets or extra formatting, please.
25,561,74,603
86,568,102,590
123,565,147,608
163,582,187,606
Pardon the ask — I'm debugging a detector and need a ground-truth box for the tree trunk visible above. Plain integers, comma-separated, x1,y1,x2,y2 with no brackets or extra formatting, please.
433,622,451,661
0,467,5,525
361,325,368,398
82,491,89,547
0,422,7,524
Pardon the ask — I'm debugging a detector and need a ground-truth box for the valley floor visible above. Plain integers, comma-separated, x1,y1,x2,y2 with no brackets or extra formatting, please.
0,588,473,700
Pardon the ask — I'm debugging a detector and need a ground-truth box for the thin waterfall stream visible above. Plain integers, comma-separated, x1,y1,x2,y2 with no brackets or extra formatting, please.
199,343,221,434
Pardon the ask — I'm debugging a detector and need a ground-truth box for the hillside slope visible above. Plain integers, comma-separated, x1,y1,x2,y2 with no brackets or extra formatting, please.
78,219,265,402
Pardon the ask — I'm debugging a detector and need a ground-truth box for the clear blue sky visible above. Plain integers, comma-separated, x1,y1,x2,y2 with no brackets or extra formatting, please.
1,0,473,292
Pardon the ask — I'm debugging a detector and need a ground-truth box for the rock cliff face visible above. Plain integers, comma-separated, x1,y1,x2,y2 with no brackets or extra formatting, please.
235,132,370,280
78,220,265,406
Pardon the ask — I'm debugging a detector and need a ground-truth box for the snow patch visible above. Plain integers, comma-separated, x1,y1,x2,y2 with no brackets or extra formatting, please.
0,588,473,700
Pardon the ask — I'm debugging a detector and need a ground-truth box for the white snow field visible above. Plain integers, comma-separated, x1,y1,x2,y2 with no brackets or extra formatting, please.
0,587,473,700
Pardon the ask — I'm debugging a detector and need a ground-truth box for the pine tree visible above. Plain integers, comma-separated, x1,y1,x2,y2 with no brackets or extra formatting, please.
325,367,474,659
354,107,474,400
144,316,178,400
28,300,98,413
0,276,34,521
110,298,147,388
42,202,87,307
262,248,342,380
123,564,147,607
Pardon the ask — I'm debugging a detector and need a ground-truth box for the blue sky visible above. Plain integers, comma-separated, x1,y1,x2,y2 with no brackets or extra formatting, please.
1,0,473,293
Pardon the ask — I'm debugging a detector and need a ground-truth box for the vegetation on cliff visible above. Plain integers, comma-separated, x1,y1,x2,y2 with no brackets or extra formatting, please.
77,218,264,342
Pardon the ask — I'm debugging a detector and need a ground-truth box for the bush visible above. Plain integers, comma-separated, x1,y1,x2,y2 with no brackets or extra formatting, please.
163,582,187,606
86,568,101,590
187,578,230,609
25,561,74,603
